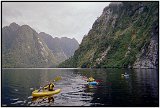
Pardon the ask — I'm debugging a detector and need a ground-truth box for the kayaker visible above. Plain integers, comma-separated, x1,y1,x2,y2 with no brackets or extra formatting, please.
42,82,55,91
87,76,95,82
48,83,55,91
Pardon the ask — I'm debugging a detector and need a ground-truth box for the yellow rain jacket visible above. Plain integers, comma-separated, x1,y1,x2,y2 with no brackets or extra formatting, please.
43,83,55,91
87,77,95,82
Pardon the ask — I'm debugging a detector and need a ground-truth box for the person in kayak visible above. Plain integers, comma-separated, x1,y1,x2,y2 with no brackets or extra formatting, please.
87,76,95,82
48,83,55,91
43,82,55,91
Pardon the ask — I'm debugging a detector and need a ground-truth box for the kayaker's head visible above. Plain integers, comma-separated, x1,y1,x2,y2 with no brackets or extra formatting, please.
49,82,54,85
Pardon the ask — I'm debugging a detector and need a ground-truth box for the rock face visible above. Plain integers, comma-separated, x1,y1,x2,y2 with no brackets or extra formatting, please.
2,23,58,68
39,32,79,63
133,21,158,68
59,2,158,68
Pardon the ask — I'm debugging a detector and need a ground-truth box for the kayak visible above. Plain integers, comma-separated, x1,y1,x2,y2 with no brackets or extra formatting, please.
32,89,61,97
121,74,129,77
88,81,98,85
88,85,97,89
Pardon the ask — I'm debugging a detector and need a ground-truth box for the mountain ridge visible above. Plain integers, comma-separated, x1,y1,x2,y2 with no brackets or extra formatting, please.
2,22,79,67
39,32,79,63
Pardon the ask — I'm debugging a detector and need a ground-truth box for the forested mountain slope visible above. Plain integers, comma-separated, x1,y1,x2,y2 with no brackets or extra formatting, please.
59,2,158,68
2,23,58,68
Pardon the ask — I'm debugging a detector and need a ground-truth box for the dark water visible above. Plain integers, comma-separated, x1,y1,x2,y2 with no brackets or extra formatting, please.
2,68,159,106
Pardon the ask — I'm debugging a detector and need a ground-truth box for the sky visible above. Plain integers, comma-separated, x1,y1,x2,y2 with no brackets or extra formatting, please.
2,2,110,43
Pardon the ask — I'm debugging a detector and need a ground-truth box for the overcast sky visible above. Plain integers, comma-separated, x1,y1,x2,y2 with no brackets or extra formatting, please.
2,2,110,43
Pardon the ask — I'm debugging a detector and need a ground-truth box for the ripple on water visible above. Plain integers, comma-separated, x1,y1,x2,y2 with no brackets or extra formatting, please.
23,100,27,103
27,101,32,105
14,89,18,91
11,100,24,104
11,98,19,101
30,96,55,106
61,90,92,100
28,96,33,99
30,88,34,90
2,104,7,106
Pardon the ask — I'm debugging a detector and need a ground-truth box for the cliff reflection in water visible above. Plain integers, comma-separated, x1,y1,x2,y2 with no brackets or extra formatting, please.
135,69,158,98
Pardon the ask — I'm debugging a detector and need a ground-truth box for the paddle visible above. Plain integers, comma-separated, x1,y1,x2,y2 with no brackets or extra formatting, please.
38,76,62,92
52,76,62,82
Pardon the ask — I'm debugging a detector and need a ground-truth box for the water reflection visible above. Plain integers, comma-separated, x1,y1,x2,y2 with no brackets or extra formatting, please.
2,68,158,106
39,70,49,86
135,69,158,98
31,96,55,106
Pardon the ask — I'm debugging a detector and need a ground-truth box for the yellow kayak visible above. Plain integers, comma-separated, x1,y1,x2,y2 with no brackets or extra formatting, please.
32,89,61,98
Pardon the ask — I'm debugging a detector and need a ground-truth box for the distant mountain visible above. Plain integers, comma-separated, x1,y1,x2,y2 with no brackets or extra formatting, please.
39,32,79,63
59,2,158,68
2,22,58,68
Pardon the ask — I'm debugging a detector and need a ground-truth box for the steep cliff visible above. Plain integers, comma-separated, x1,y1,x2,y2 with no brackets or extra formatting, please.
2,23,58,68
59,2,158,68
39,32,79,63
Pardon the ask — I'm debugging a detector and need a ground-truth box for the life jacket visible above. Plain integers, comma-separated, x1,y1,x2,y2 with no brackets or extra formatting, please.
88,77,95,82
49,83,54,91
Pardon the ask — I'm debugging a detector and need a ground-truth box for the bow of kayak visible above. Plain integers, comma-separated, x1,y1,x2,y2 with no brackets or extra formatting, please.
32,89,61,98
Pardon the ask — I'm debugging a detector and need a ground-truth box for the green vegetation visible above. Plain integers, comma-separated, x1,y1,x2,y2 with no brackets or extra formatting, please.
59,2,158,68
2,23,58,68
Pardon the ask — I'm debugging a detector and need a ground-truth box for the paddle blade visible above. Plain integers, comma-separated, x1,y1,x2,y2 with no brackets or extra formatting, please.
53,76,62,82
32,89,39,93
